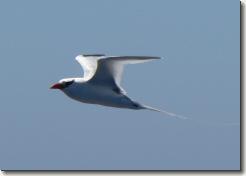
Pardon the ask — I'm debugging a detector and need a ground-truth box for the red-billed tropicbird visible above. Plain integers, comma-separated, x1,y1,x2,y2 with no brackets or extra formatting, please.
51,54,187,119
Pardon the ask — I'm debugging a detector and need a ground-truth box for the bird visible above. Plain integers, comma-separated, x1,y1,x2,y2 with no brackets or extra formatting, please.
50,54,187,119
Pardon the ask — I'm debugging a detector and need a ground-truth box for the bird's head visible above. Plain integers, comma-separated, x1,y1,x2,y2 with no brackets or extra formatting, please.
50,79,75,90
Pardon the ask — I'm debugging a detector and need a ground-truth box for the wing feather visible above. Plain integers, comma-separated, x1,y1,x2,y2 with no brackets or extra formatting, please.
75,55,161,93
75,55,103,81
88,56,161,90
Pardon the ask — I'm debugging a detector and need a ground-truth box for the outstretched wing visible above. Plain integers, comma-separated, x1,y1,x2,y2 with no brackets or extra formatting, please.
75,54,105,81
88,56,161,93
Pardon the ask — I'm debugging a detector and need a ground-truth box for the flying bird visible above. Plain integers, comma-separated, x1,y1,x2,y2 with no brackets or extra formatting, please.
51,54,186,119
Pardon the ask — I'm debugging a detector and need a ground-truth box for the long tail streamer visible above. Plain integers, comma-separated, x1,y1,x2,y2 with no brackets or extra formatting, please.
142,104,239,127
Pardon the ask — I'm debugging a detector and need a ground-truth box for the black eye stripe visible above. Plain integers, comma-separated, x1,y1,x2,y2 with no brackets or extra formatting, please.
65,80,74,86
61,80,74,88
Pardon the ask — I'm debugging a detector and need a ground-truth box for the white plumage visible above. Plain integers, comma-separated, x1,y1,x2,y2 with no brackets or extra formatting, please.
51,54,186,119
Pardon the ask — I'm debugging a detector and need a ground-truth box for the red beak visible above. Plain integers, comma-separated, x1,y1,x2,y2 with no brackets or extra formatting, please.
50,83,63,89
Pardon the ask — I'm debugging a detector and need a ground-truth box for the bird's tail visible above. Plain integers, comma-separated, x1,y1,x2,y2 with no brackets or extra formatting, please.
137,104,239,126
140,104,188,120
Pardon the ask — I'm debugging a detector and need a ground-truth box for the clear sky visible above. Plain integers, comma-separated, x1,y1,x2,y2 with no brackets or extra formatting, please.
0,0,240,170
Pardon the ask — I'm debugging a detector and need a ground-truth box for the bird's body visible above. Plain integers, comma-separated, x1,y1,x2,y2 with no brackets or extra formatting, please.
51,54,186,119
62,80,140,109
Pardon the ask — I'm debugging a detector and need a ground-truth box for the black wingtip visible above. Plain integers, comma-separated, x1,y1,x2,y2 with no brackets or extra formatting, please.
158,56,166,60
147,56,162,60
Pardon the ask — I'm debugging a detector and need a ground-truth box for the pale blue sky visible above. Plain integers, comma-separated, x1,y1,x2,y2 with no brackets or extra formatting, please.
0,0,240,170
